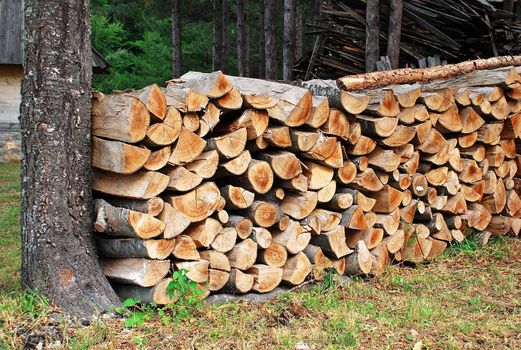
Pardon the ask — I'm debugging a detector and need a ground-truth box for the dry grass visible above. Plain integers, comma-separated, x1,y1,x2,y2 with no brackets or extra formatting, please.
0,162,520,349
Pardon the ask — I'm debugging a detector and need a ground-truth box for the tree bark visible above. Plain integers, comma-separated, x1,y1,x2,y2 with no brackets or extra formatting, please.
295,1,303,61
264,0,277,79
283,0,296,81
365,0,379,72
213,0,224,71
222,0,229,72
258,0,266,78
21,0,120,317
171,0,182,77
386,0,402,69
237,0,247,76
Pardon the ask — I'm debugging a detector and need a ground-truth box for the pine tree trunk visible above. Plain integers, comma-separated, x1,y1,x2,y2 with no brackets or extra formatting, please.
171,0,182,77
222,0,229,72
21,0,120,317
258,0,266,78
386,0,402,69
237,0,247,76
365,0,379,72
283,0,296,81
213,0,224,71
295,1,303,61
264,0,277,79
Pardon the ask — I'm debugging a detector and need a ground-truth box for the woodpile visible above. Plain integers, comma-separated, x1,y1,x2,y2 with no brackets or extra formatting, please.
92,64,521,304
296,0,521,79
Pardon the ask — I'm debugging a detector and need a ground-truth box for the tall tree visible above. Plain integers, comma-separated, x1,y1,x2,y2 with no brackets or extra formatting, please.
237,0,247,76
386,0,402,69
283,0,296,81
295,2,303,62
21,0,120,316
258,0,266,78
172,0,182,77
222,0,229,72
264,0,277,79
365,0,380,72
213,0,224,71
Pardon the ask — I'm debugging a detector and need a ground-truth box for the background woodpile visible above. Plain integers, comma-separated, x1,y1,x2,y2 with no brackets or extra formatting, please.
92,67,521,304
295,0,521,79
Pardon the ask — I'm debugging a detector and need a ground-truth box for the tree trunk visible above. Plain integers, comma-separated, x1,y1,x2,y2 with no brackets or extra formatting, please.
222,0,229,72
213,0,224,71
237,0,247,76
295,1,303,61
259,0,266,78
365,0,379,72
21,0,120,317
171,0,182,77
386,0,402,69
283,0,296,81
264,0,277,79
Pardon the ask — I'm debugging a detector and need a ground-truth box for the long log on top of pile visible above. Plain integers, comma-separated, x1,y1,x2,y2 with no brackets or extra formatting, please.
92,61,521,304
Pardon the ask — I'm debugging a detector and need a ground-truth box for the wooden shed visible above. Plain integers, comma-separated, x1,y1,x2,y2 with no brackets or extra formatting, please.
0,0,109,162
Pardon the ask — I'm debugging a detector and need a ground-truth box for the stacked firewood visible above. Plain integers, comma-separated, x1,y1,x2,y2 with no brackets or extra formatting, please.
295,0,521,79
92,67,521,304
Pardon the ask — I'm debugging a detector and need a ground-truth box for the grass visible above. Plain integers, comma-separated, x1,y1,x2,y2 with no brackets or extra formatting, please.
0,162,520,349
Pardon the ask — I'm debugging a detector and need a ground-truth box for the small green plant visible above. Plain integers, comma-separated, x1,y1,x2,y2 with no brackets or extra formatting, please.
115,269,205,328
320,267,338,292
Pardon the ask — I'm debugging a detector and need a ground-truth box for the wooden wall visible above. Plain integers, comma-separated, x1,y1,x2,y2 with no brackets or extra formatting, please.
0,64,23,127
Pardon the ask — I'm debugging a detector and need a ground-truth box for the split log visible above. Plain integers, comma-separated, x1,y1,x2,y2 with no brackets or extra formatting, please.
358,115,398,138
94,199,165,239
227,238,258,270
280,191,318,220
143,146,171,171
208,269,230,291
164,182,221,223
310,226,351,259
250,227,272,249
248,265,283,293
282,253,312,285
307,96,330,128
378,125,416,147
171,235,200,260
317,181,337,203
242,201,281,228
221,185,255,210
382,229,405,254
302,245,333,271
346,228,383,250
227,216,253,239
311,209,342,232
225,269,254,293
92,92,150,143
341,206,370,230
179,71,233,98
164,86,209,112
105,197,164,217
335,161,357,185
93,170,169,200
263,126,292,148
369,243,390,276
100,258,170,287
199,251,231,271
175,260,209,283
303,162,334,190
374,209,400,236
144,122,181,147
168,128,207,165
350,168,384,192
163,166,202,192
211,228,238,253
367,185,403,213
92,137,150,174
158,203,190,239
227,109,269,140
113,278,176,305
215,88,243,111
206,128,248,159
184,150,220,179
480,179,506,214
184,218,222,248
97,238,174,260
257,151,302,180
321,109,350,139
215,150,252,177
366,147,401,172
344,240,372,276
271,221,311,254
345,135,376,156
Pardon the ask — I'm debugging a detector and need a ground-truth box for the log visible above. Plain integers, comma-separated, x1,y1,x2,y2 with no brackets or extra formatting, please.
92,92,150,143
345,135,376,156
369,243,390,276
100,258,170,287
367,185,403,213
257,151,302,180
263,126,292,148
225,216,252,240
206,128,248,159
366,147,401,172
310,225,352,259
215,87,243,111
344,241,372,276
282,253,312,285
211,227,238,253
113,278,176,305
242,201,281,228
358,115,398,138
105,197,164,217
225,268,254,293
208,269,230,291
94,199,165,239
199,251,231,271
382,229,405,254
227,238,258,270
93,170,169,200
378,125,416,147
179,71,233,98
175,260,209,283
317,180,337,203
143,146,171,171
92,137,150,174
221,185,255,210
346,228,384,250
184,218,222,248
350,168,384,192
307,96,330,128
271,221,311,254
97,238,174,260
227,109,269,140
163,166,202,192
215,150,252,178
321,108,350,139
144,122,181,147
303,162,334,190
311,209,342,232
302,245,333,271
459,106,485,133
184,150,220,179
257,243,288,268
374,209,400,236
164,85,209,112
168,128,207,165
248,265,283,293
164,182,221,223
341,206,370,230
158,203,190,239
171,235,200,260
280,191,318,220
335,161,357,185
